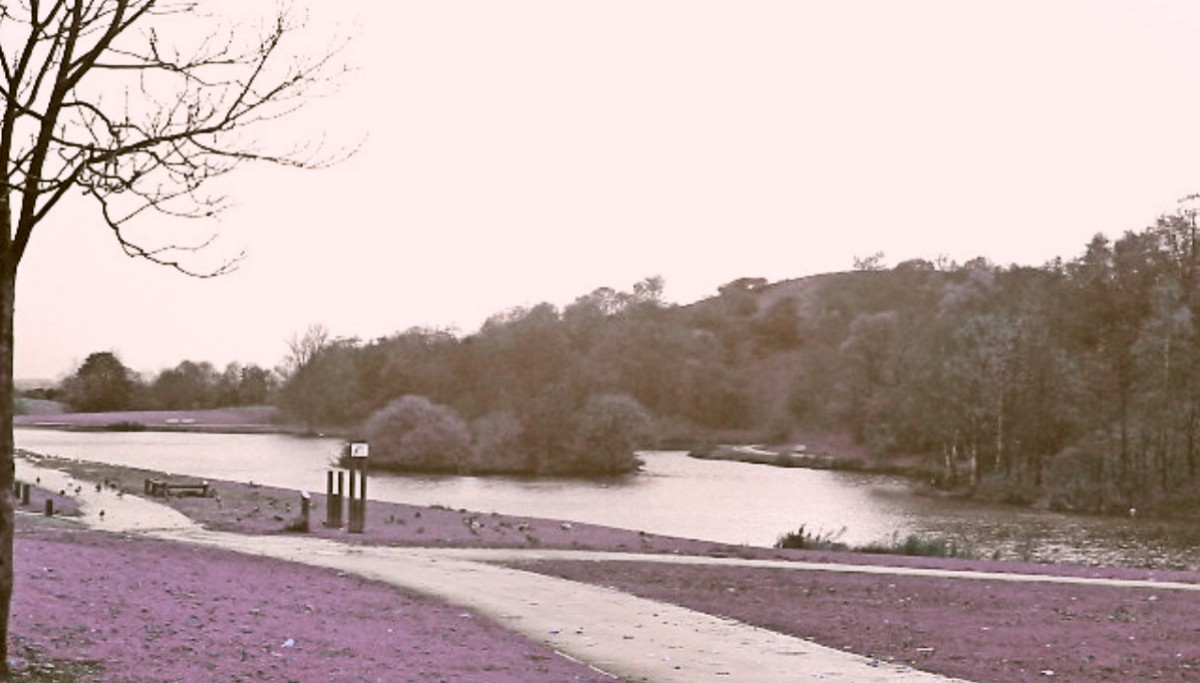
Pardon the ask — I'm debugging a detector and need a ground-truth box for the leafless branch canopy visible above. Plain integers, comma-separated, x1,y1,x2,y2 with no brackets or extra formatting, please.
0,0,348,276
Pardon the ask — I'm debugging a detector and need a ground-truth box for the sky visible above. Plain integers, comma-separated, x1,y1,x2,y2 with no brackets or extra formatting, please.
15,1,1200,381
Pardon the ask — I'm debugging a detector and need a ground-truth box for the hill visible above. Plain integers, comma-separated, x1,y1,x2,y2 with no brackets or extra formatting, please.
35,210,1200,516
268,216,1200,515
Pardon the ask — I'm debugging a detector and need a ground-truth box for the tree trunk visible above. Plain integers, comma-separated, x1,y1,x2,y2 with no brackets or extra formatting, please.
968,441,979,488
1186,402,1197,481
943,440,955,488
0,260,14,679
996,410,1006,480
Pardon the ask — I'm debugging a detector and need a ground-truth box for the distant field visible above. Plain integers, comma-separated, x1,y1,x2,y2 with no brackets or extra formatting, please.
16,398,65,415
14,405,284,432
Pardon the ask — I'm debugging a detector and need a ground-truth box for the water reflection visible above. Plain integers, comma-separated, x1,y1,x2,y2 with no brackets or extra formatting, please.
15,428,1200,570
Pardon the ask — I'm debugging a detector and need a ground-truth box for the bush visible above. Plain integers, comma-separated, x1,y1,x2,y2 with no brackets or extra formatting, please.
363,396,472,473
857,531,974,559
774,524,847,551
570,393,653,475
103,421,147,432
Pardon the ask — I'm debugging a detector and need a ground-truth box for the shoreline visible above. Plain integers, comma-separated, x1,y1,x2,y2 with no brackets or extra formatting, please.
15,421,297,435
14,406,309,436
687,441,919,476
35,451,1200,582
690,443,856,470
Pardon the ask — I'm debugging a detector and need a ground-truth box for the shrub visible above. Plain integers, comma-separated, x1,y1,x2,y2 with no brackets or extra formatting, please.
363,395,472,472
103,421,147,432
857,531,974,559
774,524,847,551
570,393,653,475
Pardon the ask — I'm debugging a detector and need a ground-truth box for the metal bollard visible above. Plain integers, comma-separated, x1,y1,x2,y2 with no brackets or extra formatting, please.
299,491,311,533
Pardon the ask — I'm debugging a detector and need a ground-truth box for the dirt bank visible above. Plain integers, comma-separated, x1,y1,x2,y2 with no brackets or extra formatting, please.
15,452,1200,682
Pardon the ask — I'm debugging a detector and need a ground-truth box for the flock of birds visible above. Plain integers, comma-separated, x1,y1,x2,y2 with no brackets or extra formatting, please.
39,476,126,521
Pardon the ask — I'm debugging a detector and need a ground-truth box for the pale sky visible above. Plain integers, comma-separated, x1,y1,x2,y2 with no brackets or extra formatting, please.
15,1,1200,380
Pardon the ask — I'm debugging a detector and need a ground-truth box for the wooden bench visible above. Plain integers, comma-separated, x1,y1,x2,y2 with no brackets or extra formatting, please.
144,478,211,498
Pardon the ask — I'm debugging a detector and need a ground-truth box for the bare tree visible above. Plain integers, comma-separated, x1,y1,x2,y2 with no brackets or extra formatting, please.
284,322,330,375
0,1,346,673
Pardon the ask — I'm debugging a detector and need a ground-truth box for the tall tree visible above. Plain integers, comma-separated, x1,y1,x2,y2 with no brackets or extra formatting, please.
0,2,342,672
278,338,361,431
62,351,137,412
152,359,218,409
283,323,332,378
234,363,277,406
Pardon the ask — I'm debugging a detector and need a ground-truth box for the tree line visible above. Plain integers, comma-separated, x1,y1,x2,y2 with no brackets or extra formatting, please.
29,355,278,413
784,208,1200,517
33,205,1200,507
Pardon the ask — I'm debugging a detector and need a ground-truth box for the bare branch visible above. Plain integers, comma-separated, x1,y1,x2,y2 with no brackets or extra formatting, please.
0,0,351,273
95,187,244,278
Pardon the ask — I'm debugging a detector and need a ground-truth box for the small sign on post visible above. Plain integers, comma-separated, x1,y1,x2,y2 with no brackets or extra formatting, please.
348,442,369,533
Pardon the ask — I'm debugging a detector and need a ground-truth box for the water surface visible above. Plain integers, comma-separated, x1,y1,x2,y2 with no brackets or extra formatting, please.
16,428,1199,569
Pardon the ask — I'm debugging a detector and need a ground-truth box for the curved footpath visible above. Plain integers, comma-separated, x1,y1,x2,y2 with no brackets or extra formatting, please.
22,461,1197,683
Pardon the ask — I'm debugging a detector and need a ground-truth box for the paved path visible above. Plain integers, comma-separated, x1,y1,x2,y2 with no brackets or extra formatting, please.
17,462,1005,682
428,547,1200,592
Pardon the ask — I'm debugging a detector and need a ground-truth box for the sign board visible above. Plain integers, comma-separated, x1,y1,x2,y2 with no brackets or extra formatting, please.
350,442,369,459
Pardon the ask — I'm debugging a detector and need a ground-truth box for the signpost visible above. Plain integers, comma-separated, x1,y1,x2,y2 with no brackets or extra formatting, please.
347,442,368,533
324,442,369,533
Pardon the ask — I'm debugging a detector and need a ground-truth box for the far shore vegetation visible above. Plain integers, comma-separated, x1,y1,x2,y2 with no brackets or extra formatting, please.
20,209,1200,513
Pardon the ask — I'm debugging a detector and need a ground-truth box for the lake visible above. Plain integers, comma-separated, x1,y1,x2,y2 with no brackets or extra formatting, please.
15,428,1200,569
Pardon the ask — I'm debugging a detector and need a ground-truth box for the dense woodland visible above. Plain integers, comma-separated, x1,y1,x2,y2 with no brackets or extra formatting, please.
28,207,1200,511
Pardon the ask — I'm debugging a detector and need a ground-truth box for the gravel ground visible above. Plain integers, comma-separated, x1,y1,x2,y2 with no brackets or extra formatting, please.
13,452,1200,683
